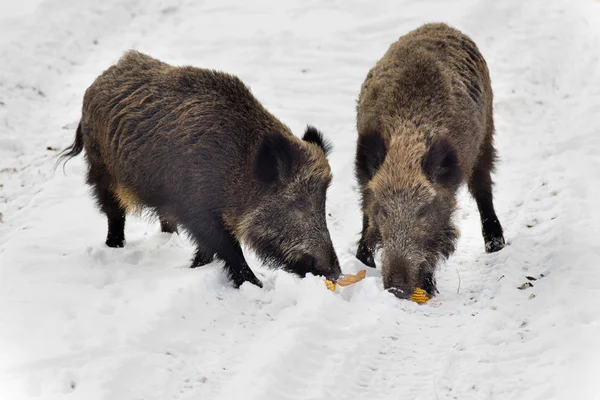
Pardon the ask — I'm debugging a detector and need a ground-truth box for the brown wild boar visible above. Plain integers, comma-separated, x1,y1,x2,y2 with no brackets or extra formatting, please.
355,23,505,299
58,50,341,288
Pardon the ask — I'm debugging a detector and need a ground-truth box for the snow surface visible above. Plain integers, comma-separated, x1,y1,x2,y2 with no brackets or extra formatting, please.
1,0,600,399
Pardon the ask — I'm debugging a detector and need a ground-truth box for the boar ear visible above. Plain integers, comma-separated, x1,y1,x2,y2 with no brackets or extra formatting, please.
422,138,463,187
254,132,296,186
303,126,333,156
356,130,387,180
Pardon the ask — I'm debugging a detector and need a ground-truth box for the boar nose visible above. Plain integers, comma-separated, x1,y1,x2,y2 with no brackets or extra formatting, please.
383,255,419,298
325,271,341,282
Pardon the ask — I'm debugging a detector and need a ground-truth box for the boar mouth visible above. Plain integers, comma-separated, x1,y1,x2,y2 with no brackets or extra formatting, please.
386,262,438,299
387,286,413,300
388,285,435,300
285,253,341,281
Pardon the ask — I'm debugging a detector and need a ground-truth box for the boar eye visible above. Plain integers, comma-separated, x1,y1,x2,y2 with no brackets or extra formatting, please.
417,205,429,219
374,203,388,219
292,199,309,212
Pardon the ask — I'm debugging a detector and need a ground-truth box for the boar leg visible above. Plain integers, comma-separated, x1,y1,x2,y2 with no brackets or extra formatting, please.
87,161,126,248
356,214,378,268
191,224,262,288
105,210,126,248
218,234,263,288
469,138,505,253
191,246,214,268
418,266,439,296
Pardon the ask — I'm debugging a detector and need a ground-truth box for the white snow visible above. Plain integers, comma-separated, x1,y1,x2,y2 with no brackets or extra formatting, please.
2,0,600,399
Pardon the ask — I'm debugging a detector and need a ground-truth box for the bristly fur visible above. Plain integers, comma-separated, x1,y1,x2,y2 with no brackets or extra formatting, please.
355,23,505,298
303,126,333,156
58,50,341,288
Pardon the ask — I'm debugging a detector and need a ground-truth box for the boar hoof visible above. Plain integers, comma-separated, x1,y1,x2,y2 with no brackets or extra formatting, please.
232,270,263,289
356,244,376,268
191,251,214,268
159,218,178,234
485,236,505,253
421,274,438,296
105,236,125,248
160,224,178,234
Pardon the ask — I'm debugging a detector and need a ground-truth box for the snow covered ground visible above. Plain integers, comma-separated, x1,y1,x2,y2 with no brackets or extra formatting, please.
1,0,600,398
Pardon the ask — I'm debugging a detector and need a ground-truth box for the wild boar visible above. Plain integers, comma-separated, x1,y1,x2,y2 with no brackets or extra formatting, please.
58,50,341,288
354,23,505,299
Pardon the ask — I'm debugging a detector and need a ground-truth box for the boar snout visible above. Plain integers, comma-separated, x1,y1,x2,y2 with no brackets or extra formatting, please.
388,286,413,300
291,247,341,281
383,254,424,299
324,251,342,282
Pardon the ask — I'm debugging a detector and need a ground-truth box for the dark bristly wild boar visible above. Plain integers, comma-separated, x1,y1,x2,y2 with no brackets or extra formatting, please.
58,50,341,288
354,23,505,299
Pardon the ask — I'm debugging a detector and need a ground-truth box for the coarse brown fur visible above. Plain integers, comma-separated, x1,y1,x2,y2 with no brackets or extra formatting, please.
58,50,341,288
355,23,505,299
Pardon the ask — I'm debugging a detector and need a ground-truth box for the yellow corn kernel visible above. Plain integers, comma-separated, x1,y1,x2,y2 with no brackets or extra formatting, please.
325,280,336,292
411,288,430,304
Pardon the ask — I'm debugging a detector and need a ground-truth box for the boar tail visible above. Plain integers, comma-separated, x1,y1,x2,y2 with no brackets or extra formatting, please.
54,122,84,172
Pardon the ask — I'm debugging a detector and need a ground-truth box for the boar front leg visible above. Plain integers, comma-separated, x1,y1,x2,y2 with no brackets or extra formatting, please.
356,214,379,268
469,135,505,253
191,221,262,288
219,234,263,288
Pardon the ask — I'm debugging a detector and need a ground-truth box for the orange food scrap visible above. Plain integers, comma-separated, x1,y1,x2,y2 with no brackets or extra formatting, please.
336,269,367,287
324,269,367,291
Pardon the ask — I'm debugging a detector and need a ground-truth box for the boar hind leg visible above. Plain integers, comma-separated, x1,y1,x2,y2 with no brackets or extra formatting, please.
469,137,505,253
356,214,378,268
87,162,126,248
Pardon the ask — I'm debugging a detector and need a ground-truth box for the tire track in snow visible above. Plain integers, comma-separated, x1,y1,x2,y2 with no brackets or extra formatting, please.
95,272,371,400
